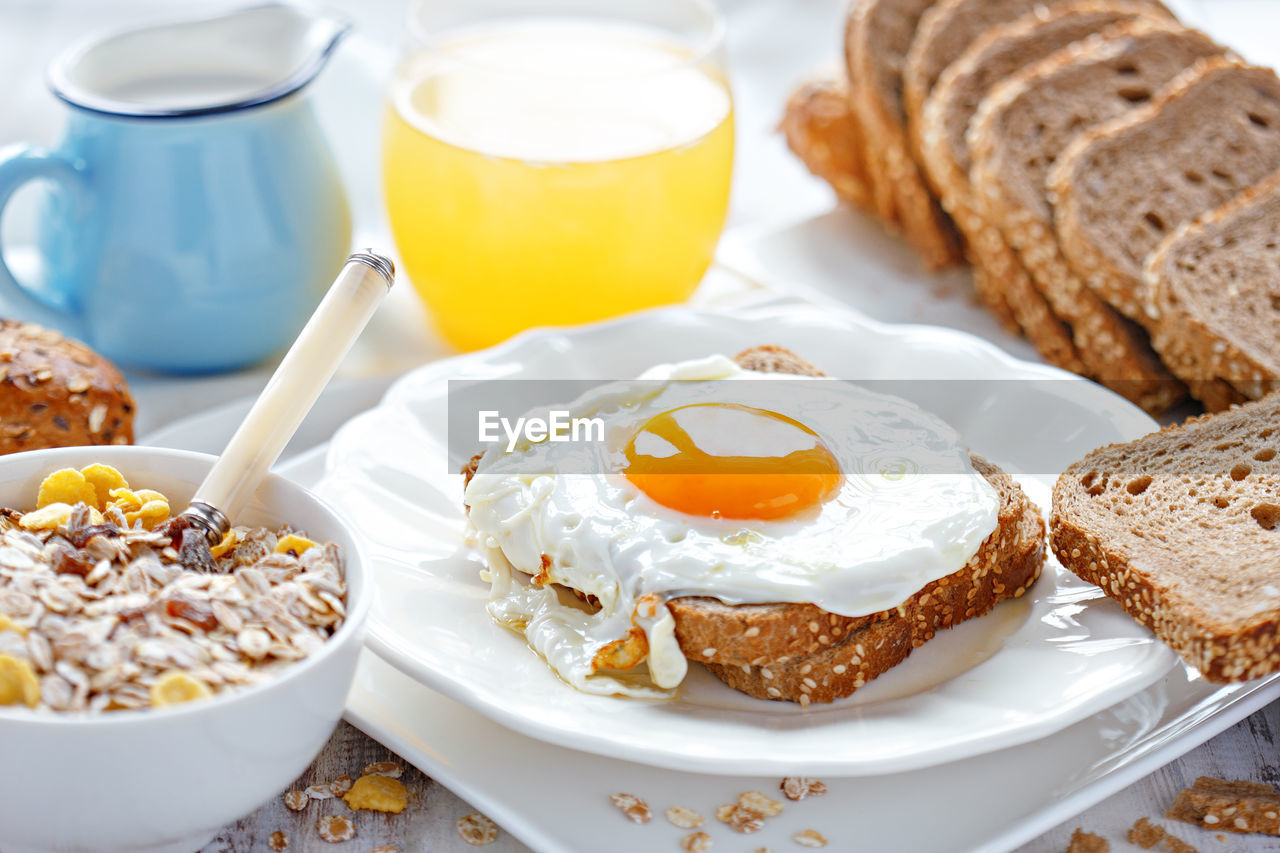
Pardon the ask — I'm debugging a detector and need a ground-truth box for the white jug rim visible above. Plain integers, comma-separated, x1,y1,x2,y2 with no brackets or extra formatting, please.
46,2,351,119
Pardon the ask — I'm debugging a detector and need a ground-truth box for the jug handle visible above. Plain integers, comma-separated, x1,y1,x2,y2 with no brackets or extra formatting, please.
0,144,89,336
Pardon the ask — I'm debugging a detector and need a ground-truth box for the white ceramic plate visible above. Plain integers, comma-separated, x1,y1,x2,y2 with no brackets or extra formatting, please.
314,303,1178,776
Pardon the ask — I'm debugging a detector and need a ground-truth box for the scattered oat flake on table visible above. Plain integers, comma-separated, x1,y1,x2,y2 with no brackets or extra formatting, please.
457,813,499,846
610,792,652,824
780,777,827,801
267,830,289,851
327,774,354,797
1166,776,1280,836
665,805,704,829
282,790,308,811
316,815,355,843
304,783,334,800
792,828,827,848
342,774,408,814
362,761,404,778
739,790,784,817
680,830,713,852
722,806,764,834
1066,827,1109,853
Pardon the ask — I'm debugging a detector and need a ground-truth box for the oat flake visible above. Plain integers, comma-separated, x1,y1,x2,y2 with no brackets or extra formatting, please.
610,792,652,824
283,790,308,812
681,831,714,852
316,815,355,843
665,805,705,829
793,829,828,848
267,830,288,851
457,813,499,846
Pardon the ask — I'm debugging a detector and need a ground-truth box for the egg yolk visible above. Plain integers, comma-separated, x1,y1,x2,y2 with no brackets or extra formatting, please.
623,403,841,520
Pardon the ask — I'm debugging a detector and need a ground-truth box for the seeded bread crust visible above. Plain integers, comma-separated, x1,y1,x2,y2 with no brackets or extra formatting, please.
677,347,1044,703
1050,395,1280,682
781,73,875,215
1050,58,1280,322
845,0,965,271
1143,170,1280,403
918,2,1168,373
0,319,135,453
701,455,1043,703
969,21,1225,414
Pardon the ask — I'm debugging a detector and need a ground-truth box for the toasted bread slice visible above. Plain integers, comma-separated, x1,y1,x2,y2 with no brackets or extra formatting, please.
1051,394,1280,682
699,455,1043,703
1144,171,1280,405
919,1,1167,373
781,72,875,215
969,20,1225,413
1050,58,1280,322
845,0,965,270
675,346,1045,703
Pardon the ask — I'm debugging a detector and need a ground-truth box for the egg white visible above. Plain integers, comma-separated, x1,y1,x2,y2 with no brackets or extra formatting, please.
464,355,999,696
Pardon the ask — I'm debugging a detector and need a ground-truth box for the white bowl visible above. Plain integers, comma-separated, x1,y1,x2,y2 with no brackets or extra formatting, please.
0,446,371,853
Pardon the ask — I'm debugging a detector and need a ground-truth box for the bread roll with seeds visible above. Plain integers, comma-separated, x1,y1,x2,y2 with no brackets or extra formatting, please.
1051,394,1280,682
0,319,134,454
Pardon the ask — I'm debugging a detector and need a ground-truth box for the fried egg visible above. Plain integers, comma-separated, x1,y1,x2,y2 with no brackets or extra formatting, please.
464,355,999,696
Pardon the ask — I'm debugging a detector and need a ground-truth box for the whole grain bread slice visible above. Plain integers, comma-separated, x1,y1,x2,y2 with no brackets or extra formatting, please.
969,20,1226,413
780,72,875,215
845,0,965,270
1144,170,1280,404
1051,394,1280,682
904,0,1171,161
1050,58,1280,322
918,1,1168,374
700,454,1043,703
675,346,1045,703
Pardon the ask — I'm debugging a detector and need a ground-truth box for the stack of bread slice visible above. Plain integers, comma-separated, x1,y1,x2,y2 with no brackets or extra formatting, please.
787,0,1280,415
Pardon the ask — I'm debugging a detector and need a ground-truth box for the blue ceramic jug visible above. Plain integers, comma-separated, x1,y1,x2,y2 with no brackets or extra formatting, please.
0,4,353,372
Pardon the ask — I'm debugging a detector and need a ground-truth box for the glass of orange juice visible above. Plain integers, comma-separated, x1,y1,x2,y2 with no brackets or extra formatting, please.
383,0,734,350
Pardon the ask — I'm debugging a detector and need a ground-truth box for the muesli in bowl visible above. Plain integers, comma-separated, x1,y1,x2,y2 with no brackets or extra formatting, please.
0,462,347,712
0,446,369,853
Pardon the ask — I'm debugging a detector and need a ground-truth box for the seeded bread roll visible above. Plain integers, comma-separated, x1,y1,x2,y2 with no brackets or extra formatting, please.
0,319,134,453
781,73,875,216
1051,394,1280,682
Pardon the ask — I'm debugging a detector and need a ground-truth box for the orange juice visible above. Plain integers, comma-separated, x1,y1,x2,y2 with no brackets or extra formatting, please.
383,21,734,350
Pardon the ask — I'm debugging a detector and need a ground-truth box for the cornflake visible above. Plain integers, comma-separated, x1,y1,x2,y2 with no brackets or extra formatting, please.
316,815,355,843
343,774,409,813
665,805,705,829
362,761,404,779
610,793,652,824
793,829,828,848
681,831,714,852
457,813,499,846
283,790,308,811
268,830,289,851
781,777,827,801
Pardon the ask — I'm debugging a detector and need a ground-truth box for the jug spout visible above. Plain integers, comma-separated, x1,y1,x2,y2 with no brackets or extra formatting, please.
48,3,353,118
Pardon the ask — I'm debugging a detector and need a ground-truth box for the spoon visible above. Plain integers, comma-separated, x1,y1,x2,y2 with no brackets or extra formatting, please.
173,250,395,567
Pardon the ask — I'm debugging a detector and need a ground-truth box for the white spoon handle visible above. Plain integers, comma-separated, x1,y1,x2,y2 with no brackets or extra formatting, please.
184,252,394,543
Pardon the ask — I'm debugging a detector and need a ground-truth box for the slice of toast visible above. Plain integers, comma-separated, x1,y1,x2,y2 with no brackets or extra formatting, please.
1051,394,1280,682
918,1,1167,374
845,0,965,270
780,72,875,215
1144,171,1280,404
1050,58,1280,322
677,346,1045,703
969,20,1225,414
